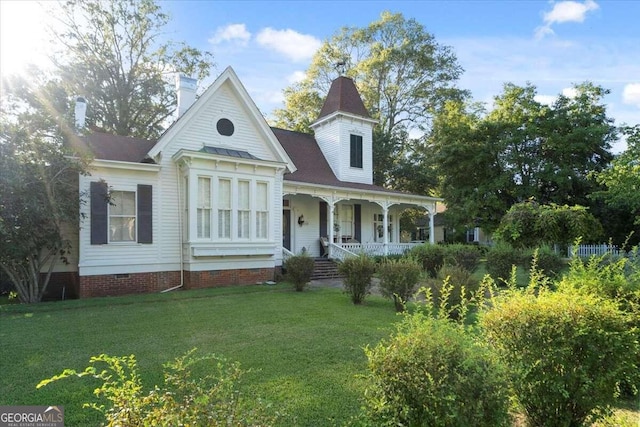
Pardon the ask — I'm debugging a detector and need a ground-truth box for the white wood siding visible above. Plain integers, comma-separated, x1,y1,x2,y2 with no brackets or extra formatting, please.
78,166,172,276
314,114,373,184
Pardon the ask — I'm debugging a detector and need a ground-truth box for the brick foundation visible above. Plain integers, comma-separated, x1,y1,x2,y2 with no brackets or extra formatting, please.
42,272,80,300
79,271,181,298
79,268,275,298
184,268,275,290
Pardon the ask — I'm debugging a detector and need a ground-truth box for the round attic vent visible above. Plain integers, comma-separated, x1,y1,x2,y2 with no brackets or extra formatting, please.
216,118,234,136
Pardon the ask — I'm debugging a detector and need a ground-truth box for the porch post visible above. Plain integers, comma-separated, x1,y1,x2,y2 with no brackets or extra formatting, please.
383,205,389,256
328,202,335,257
428,202,436,245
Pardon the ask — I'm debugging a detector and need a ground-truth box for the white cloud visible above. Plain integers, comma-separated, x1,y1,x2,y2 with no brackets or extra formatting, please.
562,87,578,98
287,70,307,84
535,94,557,105
622,83,640,107
209,24,251,45
256,28,321,62
544,0,599,24
535,0,599,39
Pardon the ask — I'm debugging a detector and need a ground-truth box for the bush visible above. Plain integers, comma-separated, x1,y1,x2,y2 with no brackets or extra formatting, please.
481,289,639,427
523,246,565,278
338,254,376,304
426,264,480,319
284,254,315,291
486,243,522,283
363,314,511,426
377,257,423,312
38,349,278,426
443,243,482,273
409,244,445,277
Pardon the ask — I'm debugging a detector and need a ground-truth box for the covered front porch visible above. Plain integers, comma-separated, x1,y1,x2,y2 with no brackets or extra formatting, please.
282,181,441,262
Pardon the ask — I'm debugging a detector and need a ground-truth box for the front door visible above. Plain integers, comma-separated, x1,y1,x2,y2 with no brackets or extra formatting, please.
282,210,291,250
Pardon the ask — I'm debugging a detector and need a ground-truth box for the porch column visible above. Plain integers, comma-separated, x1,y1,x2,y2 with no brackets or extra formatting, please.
328,202,335,257
428,202,437,245
382,205,389,256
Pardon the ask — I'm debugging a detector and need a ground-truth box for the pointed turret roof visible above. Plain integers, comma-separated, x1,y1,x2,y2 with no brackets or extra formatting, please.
316,76,370,120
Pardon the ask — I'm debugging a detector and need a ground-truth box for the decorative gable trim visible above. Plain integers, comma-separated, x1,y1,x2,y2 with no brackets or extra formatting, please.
149,67,296,173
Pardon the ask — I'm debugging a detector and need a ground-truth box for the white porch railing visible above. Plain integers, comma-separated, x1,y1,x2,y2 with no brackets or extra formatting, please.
329,242,358,262
282,247,295,263
338,242,421,258
568,244,622,258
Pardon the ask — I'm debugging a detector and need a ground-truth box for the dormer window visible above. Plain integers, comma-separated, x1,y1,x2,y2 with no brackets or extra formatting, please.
350,134,363,168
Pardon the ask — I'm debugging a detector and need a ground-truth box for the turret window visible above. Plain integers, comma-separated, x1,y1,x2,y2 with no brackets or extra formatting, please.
350,134,363,168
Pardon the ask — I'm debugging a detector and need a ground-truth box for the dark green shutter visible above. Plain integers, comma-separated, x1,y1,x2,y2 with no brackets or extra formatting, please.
350,134,363,168
90,181,108,244
354,204,361,242
137,184,152,244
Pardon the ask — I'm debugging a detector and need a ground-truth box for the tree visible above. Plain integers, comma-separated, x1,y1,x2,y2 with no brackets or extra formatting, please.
432,83,616,232
10,0,214,140
493,200,603,248
593,125,640,228
273,11,466,189
0,110,87,303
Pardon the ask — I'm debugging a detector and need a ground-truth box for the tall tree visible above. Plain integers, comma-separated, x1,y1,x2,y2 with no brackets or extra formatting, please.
0,97,87,303
592,125,640,242
432,83,616,232
40,0,213,139
273,11,467,189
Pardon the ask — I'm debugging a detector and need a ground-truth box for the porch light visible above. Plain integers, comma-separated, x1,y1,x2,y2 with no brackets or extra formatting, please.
298,214,305,226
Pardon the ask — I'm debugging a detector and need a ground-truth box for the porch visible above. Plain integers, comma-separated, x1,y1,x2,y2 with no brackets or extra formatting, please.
328,241,424,261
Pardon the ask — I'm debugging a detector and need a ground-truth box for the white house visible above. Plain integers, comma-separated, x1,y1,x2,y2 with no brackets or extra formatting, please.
61,67,441,298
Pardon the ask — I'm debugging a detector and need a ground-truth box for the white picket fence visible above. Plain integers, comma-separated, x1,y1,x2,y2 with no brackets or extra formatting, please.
568,244,622,258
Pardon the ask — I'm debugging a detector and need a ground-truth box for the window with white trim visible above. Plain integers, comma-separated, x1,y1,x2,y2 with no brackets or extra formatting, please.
197,177,211,238
237,180,250,238
109,190,136,242
218,178,231,238
256,182,268,239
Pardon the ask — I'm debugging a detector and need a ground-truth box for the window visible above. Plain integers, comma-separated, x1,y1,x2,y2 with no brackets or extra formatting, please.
90,182,152,245
237,180,250,238
218,179,231,238
197,177,211,238
109,191,136,242
216,118,234,136
350,134,363,168
256,182,268,239
340,205,353,237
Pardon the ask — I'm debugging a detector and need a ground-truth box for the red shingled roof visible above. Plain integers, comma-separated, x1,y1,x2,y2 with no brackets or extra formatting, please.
273,127,405,194
69,132,157,163
317,76,370,120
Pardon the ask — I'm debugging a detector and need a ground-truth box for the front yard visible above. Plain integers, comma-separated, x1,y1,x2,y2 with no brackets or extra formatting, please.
1,280,637,426
0,284,398,426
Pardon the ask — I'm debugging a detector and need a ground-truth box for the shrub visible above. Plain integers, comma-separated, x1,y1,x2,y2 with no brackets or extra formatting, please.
481,288,639,427
363,314,511,426
284,254,315,291
426,264,480,319
443,243,482,273
338,254,376,304
523,246,565,278
409,244,445,277
485,243,522,283
377,257,423,312
37,349,278,426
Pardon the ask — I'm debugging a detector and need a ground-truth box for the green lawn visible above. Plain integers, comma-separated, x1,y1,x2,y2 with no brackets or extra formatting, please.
2,281,637,426
0,284,399,426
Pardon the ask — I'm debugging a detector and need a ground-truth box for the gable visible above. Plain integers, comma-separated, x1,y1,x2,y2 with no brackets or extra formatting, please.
149,67,294,171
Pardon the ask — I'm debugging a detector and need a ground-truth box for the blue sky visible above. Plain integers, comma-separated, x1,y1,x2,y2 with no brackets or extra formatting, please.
1,0,638,151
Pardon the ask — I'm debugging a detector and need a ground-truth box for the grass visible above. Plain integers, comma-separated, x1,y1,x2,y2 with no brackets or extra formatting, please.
0,283,398,426
2,278,637,426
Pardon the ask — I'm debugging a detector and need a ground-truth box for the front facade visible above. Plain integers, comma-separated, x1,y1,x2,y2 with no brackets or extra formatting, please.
65,67,441,298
